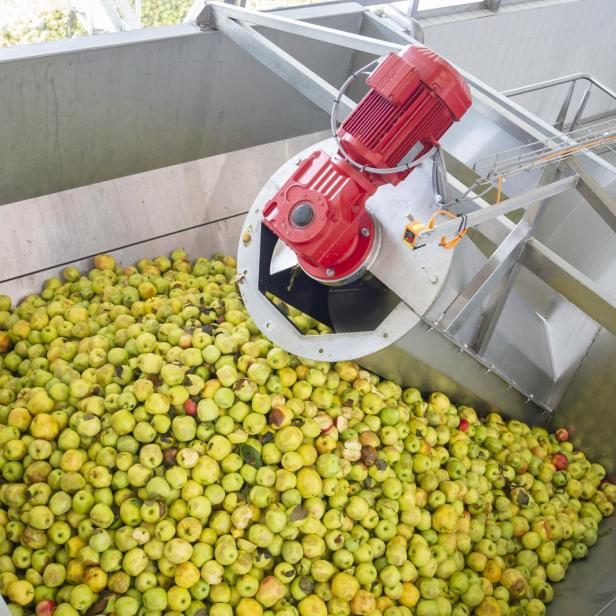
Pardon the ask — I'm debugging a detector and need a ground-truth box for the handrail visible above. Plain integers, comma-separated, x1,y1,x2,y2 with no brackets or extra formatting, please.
503,73,616,133
503,73,616,102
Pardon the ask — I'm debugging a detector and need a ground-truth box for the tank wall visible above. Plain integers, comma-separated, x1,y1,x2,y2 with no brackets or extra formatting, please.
0,4,363,206
557,328,616,477
0,131,325,299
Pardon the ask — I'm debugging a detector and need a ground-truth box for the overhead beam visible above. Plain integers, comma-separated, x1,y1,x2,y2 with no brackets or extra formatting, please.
200,2,400,56
205,9,355,117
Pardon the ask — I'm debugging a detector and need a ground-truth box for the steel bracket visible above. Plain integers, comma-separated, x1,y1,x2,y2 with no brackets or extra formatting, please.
438,219,533,336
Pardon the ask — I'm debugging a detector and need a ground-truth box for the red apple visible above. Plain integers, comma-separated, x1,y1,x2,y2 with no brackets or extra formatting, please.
179,333,193,349
36,600,56,616
554,427,569,442
459,419,469,432
183,399,197,416
552,453,569,470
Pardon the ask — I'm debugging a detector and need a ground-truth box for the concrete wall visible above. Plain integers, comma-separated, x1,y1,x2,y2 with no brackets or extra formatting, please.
420,0,616,125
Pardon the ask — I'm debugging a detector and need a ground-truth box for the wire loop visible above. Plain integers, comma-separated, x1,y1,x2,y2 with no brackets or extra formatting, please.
421,210,469,250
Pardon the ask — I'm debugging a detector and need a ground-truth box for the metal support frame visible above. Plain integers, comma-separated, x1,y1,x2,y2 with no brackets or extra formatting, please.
448,175,616,337
439,164,564,339
406,0,423,42
198,3,400,56
468,164,562,354
203,5,355,116
202,1,616,341
569,85,592,130
185,0,209,23
422,175,579,243
468,259,518,355
554,81,576,132
95,0,127,31
438,220,532,335
114,0,139,29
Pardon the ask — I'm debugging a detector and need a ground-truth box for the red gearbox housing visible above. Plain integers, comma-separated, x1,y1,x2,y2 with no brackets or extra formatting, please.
262,45,471,284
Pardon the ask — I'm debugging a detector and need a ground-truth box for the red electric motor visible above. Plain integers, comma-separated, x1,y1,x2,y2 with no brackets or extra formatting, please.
262,46,472,284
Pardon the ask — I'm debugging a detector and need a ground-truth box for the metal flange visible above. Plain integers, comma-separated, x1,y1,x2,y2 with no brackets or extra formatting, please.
237,138,454,361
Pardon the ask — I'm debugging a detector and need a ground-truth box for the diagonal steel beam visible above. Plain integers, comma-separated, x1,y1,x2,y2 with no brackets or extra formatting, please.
438,221,533,336
445,174,616,337
199,2,400,56
420,175,579,246
205,9,355,117
115,0,140,28
468,164,562,355
568,158,616,232
96,0,126,31
554,81,576,131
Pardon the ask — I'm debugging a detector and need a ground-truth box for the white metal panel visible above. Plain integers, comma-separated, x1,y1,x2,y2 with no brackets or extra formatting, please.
421,0,616,123
0,131,326,297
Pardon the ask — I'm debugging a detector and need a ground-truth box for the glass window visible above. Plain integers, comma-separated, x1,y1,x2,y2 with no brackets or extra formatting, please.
133,0,194,27
244,0,324,9
1,1,87,48
0,0,486,49
0,0,200,49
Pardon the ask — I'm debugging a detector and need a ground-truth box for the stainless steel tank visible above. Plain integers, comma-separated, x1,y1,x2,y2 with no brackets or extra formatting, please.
1,3,616,613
